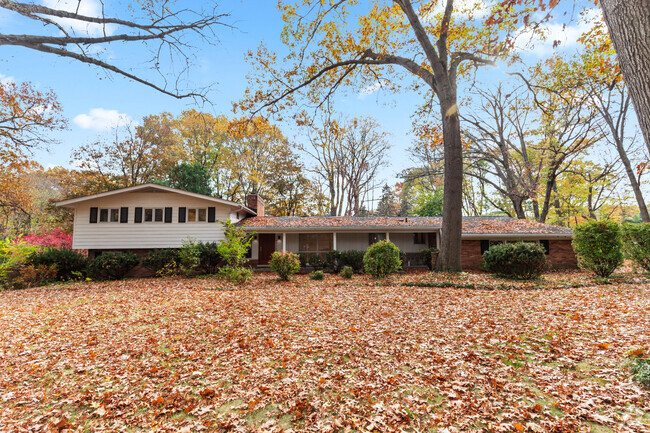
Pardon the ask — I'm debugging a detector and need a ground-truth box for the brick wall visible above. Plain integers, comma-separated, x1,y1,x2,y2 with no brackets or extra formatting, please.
461,240,483,270
460,239,578,270
547,240,578,268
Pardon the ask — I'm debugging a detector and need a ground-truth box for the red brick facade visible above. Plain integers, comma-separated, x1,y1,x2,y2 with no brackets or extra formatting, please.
460,239,577,270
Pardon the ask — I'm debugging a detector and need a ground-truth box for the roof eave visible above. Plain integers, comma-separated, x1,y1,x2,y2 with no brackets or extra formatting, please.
55,183,256,214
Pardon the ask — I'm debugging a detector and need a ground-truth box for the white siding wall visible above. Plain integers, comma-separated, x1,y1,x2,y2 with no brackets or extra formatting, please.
389,232,428,253
71,192,239,249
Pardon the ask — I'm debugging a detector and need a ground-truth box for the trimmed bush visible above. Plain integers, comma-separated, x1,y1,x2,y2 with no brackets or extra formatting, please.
197,241,222,274
573,220,623,277
363,240,402,278
482,242,546,280
421,247,439,270
88,252,139,280
339,266,353,279
270,251,301,281
142,249,179,276
309,270,325,280
29,248,88,281
307,254,325,270
340,250,365,273
621,223,650,272
325,250,342,272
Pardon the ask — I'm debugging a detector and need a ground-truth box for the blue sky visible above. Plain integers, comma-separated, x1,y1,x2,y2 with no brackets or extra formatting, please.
2,0,606,189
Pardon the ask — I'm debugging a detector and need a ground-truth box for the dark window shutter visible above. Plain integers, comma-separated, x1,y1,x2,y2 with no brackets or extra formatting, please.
89,207,98,223
480,240,490,255
208,207,216,223
134,207,143,223
178,207,186,223
120,207,128,223
164,207,172,223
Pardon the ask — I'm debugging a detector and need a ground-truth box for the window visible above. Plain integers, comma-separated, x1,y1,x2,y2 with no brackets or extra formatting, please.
187,208,208,222
299,233,333,259
413,233,426,244
99,208,119,223
368,233,387,245
143,208,163,223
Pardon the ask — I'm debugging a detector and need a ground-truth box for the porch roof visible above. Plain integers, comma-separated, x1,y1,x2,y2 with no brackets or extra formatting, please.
239,216,573,237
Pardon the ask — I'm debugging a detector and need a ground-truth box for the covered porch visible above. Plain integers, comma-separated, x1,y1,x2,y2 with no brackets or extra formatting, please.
249,229,440,268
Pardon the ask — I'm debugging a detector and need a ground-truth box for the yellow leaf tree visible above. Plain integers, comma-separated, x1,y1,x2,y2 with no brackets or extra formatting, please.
240,0,542,270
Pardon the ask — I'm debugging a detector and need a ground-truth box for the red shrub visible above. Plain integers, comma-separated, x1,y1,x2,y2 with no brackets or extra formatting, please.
21,228,72,249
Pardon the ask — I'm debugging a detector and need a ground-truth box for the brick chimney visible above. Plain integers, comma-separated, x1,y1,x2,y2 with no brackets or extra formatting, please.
246,194,265,217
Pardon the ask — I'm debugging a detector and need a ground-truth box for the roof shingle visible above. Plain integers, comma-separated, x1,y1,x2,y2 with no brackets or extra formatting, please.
238,216,573,236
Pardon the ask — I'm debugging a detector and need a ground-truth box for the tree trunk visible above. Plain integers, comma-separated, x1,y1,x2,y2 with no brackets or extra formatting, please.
616,140,650,221
600,0,650,152
437,94,463,272
510,197,526,219
538,173,556,223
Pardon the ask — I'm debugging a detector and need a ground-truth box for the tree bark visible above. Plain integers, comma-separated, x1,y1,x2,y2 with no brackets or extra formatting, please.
600,0,650,152
616,140,650,221
437,92,463,272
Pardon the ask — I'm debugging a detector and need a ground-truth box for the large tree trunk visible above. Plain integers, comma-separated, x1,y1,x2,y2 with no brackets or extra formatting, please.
616,140,650,221
600,0,650,151
510,196,526,219
437,94,463,272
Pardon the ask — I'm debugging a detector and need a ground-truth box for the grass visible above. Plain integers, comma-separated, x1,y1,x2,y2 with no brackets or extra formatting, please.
0,270,648,432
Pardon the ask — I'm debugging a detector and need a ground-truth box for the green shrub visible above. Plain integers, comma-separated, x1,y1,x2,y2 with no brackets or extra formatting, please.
482,242,547,280
573,220,623,277
363,240,402,278
197,241,222,274
217,221,254,284
307,254,325,270
219,266,252,284
325,250,342,272
142,249,179,276
309,270,325,280
339,266,353,279
270,251,301,281
340,250,365,273
621,223,650,272
29,248,88,281
178,238,201,276
88,252,139,280
421,247,439,270
0,239,42,289
630,357,650,387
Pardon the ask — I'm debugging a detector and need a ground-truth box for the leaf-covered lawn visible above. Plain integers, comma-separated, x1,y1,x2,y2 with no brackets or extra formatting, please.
1,272,648,432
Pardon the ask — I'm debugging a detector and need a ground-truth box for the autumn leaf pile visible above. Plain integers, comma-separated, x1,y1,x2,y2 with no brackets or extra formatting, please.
0,272,648,432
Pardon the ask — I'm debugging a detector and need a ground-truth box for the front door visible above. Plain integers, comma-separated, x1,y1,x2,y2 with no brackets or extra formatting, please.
258,233,276,265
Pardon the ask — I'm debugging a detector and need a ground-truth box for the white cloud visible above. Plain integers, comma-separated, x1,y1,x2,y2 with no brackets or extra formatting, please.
515,8,602,57
73,108,132,130
42,0,115,37
358,80,392,99
0,73,15,85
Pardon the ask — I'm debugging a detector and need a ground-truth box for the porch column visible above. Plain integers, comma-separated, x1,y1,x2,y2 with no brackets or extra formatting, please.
386,232,390,242
333,232,337,250
282,232,286,252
